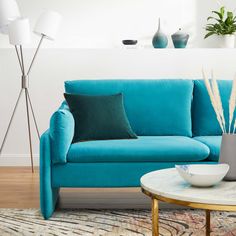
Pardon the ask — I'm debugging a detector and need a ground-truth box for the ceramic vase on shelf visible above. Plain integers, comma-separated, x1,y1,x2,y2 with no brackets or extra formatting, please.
219,134,236,180
171,28,189,48
152,18,168,48
219,35,235,48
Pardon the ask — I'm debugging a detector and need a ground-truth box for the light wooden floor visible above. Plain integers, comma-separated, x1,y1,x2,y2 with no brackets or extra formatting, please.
0,167,39,208
0,167,151,209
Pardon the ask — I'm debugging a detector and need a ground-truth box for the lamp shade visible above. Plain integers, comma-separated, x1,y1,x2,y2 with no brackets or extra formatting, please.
0,0,20,34
34,11,62,40
8,18,31,45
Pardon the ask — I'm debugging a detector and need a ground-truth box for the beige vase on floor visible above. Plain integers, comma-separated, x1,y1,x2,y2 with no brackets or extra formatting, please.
220,134,236,180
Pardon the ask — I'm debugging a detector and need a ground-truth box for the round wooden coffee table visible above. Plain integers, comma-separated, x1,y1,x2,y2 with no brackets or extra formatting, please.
141,168,236,236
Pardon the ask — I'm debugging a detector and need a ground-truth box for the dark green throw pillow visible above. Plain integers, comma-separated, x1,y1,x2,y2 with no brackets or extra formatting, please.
64,93,137,142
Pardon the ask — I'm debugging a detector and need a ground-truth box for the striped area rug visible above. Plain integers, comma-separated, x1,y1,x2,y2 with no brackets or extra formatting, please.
0,209,236,236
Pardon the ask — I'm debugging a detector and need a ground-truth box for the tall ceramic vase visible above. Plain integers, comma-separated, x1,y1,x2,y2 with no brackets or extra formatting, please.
219,134,236,180
152,18,168,48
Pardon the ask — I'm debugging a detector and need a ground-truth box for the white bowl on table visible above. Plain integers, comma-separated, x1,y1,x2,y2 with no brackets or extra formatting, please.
175,164,229,187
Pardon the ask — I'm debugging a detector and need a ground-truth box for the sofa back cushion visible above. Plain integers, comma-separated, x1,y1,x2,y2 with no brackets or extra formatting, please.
65,79,193,136
192,80,233,136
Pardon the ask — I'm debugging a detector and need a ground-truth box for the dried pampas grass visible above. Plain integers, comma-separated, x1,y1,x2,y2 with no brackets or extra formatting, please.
211,71,226,132
229,75,236,133
203,69,236,134
233,119,236,134
202,70,225,133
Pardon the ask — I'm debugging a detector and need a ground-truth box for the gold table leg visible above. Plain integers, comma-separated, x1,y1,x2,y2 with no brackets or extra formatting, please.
206,210,211,236
152,198,159,236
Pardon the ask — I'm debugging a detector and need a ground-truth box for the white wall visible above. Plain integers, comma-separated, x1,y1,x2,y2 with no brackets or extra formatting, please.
0,0,236,166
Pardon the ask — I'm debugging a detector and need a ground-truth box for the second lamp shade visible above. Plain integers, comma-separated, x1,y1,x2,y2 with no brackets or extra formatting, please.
8,18,31,45
34,11,62,40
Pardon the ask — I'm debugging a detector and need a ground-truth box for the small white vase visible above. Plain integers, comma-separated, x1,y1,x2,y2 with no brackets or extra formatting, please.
219,134,236,180
219,35,235,48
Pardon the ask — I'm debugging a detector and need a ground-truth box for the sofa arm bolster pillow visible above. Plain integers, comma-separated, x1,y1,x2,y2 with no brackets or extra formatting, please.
49,108,75,164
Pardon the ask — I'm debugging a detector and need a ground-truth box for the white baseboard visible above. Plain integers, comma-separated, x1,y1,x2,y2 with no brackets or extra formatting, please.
0,154,39,166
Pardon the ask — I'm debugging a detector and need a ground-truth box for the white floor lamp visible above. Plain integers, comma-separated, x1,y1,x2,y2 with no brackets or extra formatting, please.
0,0,62,172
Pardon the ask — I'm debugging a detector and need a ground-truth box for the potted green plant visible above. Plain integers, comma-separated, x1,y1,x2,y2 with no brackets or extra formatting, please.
205,6,236,48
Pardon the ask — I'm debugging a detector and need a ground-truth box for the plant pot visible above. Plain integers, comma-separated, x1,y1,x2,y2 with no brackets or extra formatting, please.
219,35,235,48
219,134,236,180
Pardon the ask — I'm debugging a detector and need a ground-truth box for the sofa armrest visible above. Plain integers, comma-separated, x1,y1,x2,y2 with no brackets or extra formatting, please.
49,105,75,164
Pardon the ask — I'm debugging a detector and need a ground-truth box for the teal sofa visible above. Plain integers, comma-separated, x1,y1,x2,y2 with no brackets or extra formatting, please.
40,79,233,219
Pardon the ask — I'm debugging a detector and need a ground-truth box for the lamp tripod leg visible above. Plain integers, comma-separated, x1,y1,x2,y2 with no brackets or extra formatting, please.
26,89,40,139
25,89,34,173
0,89,23,155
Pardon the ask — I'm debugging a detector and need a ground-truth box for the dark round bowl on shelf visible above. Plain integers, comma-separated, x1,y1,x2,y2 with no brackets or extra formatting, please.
122,40,138,45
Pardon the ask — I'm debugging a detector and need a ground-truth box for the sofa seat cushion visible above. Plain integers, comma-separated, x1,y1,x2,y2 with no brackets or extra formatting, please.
194,136,221,162
67,136,210,163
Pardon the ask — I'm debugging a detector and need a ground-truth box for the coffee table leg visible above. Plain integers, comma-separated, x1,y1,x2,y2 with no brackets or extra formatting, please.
206,210,211,236
152,198,159,236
